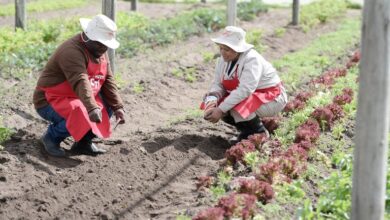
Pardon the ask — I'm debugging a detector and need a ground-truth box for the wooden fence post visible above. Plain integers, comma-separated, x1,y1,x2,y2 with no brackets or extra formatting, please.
15,0,26,30
292,0,299,25
351,0,390,219
102,0,116,74
131,0,138,11
227,0,237,26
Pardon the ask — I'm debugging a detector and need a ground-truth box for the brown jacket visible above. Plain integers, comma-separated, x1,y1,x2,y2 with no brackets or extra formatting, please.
33,34,124,112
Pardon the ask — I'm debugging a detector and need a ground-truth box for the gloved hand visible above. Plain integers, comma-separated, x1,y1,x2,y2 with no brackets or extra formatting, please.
88,108,102,123
114,108,125,124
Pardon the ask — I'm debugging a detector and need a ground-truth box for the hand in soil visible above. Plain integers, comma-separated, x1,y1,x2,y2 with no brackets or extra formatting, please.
204,107,223,123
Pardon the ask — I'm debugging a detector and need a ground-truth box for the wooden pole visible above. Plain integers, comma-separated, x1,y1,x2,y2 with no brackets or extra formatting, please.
292,0,299,25
102,0,116,74
15,0,26,30
131,0,138,11
227,0,237,26
351,0,390,219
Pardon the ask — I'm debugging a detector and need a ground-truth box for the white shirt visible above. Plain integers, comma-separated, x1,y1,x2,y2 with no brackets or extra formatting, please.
209,49,281,113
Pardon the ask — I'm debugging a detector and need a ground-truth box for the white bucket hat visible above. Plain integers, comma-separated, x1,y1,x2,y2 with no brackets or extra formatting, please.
80,14,120,49
211,26,253,53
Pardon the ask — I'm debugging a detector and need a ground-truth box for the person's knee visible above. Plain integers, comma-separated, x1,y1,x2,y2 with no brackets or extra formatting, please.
37,105,65,123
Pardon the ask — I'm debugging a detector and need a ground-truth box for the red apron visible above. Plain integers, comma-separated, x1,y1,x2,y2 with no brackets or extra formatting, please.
41,50,111,141
201,64,282,119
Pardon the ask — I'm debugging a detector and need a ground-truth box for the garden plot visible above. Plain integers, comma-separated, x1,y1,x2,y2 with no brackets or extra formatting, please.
0,1,365,219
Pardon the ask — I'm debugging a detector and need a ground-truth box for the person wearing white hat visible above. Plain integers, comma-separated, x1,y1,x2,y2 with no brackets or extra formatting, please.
202,26,288,141
33,14,125,157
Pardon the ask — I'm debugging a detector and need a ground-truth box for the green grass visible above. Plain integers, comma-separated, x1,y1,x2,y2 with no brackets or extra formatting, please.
0,1,267,81
246,29,267,53
300,0,348,31
274,19,361,92
0,0,90,17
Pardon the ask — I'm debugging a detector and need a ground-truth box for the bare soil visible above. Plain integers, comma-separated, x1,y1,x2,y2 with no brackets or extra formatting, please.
0,7,360,220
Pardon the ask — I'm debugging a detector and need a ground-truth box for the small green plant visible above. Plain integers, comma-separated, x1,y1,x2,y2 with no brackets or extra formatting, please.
210,185,226,200
332,121,345,139
176,214,192,220
0,127,12,144
202,51,215,63
217,170,232,185
273,180,306,207
274,27,286,38
114,73,127,89
244,151,261,171
172,68,184,78
171,67,197,83
184,67,196,83
296,199,315,220
132,82,145,94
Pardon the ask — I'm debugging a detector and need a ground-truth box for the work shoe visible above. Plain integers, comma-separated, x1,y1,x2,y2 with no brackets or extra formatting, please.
40,133,66,157
235,116,269,142
71,140,106,156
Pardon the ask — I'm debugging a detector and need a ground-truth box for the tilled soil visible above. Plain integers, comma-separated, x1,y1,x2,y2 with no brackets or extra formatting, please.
0,8,360,220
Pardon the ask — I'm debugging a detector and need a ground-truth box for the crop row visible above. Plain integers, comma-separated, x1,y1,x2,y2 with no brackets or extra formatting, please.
191,49,360,219
173,13,362,218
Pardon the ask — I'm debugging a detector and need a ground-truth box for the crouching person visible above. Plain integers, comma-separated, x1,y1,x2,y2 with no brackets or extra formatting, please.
202,26,287,142
33,14,125,157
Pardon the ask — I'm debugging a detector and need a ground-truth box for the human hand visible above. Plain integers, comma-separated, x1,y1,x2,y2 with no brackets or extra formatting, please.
204,107,223,123
114,108,125,124
88,108,102,123
204,100,217,111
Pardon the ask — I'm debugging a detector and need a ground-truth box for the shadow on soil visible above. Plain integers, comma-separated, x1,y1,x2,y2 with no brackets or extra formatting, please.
2,129,83,174
114,153,201,219
142,134,231,160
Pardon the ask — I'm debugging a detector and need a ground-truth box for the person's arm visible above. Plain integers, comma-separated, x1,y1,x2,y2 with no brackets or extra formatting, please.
208,58,227,99
100,62,124,111
58,49,99,113
218,55,262,113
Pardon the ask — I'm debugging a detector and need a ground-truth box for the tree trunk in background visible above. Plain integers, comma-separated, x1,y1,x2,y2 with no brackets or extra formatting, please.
102,0,117,74
15,0,26,30
351,0,390,219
